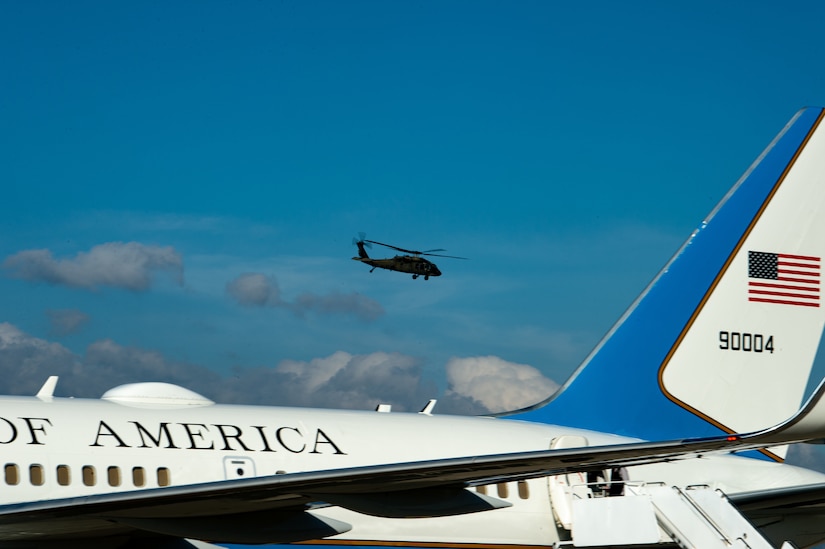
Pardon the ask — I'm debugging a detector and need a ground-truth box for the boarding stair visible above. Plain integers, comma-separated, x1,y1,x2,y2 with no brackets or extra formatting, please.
564,482,795,548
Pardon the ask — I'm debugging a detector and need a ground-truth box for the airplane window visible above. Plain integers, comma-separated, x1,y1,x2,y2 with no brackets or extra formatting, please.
132,467,145,487
157,467,170,487
29,464,44,486
518,480,530,499
497,483,509,498
57,465,70,486
4,464,18,486
476,485,487,495
82,466,96,486
107,466,121,487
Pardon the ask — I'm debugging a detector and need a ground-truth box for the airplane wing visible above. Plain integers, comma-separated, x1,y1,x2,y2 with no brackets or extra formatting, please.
728,483,825,548
733,482,825,511
3,378,825,545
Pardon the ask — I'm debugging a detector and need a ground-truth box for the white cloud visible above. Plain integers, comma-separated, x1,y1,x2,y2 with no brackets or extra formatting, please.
270,351,433,411
293,291,384,321
0,322,62,353
0,323,551,417
276,351,352,393
46,309,90,336
0,324,431,410
226,273,280,306
3,242,183,291
0,323,82,394
226,272,384,321
445,356,560,413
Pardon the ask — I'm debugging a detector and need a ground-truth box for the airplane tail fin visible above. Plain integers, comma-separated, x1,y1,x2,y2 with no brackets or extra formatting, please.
513,108,825,460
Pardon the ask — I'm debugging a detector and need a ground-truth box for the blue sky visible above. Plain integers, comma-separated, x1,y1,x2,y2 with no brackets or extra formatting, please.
3,2,825,461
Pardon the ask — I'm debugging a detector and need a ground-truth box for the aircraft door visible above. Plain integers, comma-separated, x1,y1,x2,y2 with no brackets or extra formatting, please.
548,435,589,531
223,456,256,479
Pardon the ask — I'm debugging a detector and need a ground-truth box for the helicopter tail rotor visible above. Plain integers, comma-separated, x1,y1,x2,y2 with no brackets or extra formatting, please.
352,233,372,259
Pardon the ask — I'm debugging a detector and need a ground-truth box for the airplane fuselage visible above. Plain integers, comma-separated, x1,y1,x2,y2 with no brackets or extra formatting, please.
3,385,823,547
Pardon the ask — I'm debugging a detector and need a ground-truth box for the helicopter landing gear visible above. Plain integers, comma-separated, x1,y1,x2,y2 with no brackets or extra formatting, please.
370,267,376,273
424,275,429,280
412,274,418,279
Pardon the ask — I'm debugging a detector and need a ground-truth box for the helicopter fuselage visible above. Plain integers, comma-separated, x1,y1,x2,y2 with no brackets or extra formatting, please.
352,254,441,280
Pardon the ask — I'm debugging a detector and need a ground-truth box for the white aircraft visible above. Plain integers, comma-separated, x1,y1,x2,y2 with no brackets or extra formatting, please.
4,108,825,549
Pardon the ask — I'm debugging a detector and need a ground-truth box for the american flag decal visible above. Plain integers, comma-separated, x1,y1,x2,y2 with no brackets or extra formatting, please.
748,251,820,307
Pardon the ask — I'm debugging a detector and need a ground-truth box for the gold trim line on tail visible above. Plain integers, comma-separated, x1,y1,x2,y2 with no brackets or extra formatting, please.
656,109,825,462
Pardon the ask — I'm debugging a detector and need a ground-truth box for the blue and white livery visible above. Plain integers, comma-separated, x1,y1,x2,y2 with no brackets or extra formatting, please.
2,108,825,548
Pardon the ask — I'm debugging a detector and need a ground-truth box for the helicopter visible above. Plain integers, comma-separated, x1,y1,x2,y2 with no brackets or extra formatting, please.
352,235,466,280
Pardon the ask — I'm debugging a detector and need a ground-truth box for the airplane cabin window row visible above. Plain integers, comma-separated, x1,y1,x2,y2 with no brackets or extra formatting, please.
475,480,530,500
3,463,171,488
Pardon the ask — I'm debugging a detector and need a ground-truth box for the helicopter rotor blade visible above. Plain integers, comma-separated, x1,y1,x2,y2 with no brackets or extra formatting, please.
421,252,468,260
352,233,372,248
363,239,417,254
363,240,467,259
